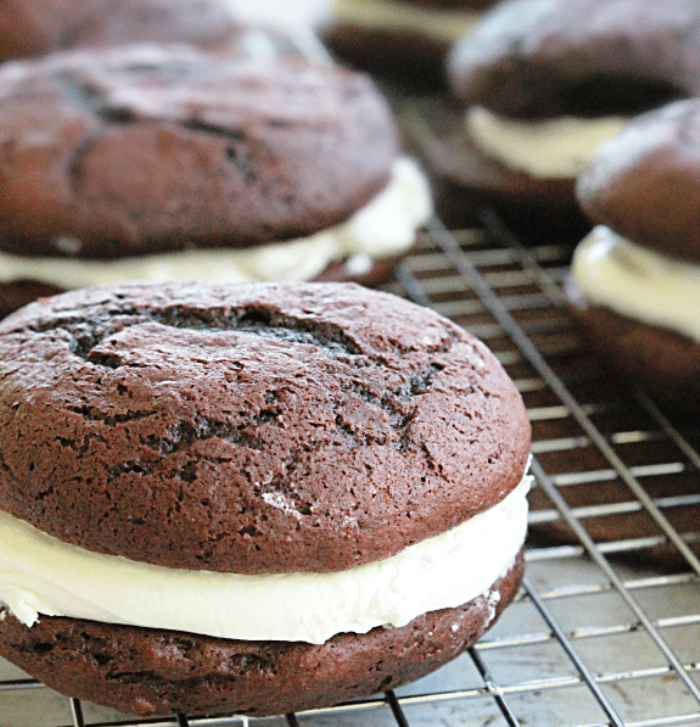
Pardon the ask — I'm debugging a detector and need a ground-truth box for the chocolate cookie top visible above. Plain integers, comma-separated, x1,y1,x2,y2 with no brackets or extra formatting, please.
0,44,399,260
0,0,240,61
576,99,700,265
447,0,699,118
0,282,530,574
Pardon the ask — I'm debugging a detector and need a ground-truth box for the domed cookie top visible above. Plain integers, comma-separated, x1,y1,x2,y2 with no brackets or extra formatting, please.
448,0,699,117
576,98,700,265
0,44,399,260
0,281,530,575
0,0,240,61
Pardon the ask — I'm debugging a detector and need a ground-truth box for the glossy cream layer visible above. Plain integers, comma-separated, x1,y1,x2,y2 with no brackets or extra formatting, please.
571,226,700,342
0,156,432,288
330,0,482,43
465,106,629,178
0,472,531,645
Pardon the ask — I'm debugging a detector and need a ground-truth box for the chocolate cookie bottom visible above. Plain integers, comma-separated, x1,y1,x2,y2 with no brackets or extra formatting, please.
425,127,589,242
322,23,451,89
564,275,700,415
0,550,523,718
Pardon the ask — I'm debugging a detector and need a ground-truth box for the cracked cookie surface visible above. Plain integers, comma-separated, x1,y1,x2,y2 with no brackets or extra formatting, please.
0,44,399,260
0,281,530,574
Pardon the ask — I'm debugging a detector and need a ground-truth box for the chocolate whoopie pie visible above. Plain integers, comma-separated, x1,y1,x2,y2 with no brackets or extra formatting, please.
0,281,531,717
0,43,432,319
320,0,498,88
434,0,700,232
565,98,700,414
0,0,240,61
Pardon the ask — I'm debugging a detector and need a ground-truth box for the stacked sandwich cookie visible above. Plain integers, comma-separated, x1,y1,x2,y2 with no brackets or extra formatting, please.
0,43,432,319
0,281,531,717
434,0,700,234
566,98,700,415
529,102,700,565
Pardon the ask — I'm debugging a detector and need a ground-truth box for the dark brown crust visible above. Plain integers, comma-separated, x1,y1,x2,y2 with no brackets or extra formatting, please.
321,2,498,87
563,274,700,413
0,281,531,574
0,45,399,260
576,99,700,264
447,0,695,118
0,0,240,61
0,280,64,322
322,23,452,88
0,550,524,718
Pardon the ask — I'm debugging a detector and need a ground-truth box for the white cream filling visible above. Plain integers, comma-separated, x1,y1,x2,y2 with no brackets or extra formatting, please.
0,156,432,289
329,0,483,43
0,472,531,645
571,225,700,343
464,106,629,178
222,0,334,30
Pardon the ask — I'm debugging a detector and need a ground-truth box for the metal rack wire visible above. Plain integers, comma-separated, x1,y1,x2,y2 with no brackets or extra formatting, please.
2,82,700,727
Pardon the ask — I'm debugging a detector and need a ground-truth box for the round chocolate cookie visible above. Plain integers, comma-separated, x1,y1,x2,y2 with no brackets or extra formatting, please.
565,98,700,414
0,0,240,61
0,43,430,315
0,280,530,717
320,0,499,88
435,0,700,230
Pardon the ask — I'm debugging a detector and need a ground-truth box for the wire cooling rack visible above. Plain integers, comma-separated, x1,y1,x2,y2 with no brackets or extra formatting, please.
2,80,700,727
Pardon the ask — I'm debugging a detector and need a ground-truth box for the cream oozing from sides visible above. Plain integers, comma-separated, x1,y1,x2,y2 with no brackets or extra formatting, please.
329,0,483,43
0,156,432,288
464,106,630,178
0,471,531,645
571,225,700,343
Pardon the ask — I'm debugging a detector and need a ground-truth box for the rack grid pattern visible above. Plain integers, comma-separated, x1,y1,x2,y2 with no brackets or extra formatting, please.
2,95,700,727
